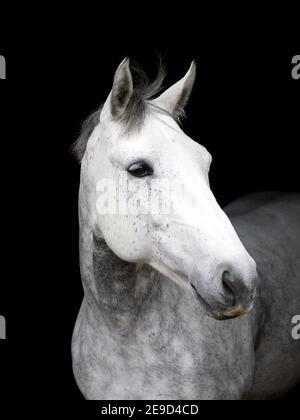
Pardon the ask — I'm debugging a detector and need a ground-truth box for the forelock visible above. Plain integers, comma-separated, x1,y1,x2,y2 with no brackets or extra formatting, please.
72,61,179,163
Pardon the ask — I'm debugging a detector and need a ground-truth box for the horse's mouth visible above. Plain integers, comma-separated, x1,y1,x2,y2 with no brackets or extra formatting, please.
190,283,251,321
190,283,221,319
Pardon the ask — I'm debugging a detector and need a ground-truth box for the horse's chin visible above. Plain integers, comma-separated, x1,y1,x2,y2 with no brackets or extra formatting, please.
190,283,253,321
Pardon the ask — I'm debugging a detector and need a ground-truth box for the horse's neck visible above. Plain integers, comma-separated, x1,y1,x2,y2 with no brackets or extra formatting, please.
78,186,162,329
92,234,161,311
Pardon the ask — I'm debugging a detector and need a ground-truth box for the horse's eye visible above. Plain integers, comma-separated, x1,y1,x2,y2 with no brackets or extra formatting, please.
127,161,154,178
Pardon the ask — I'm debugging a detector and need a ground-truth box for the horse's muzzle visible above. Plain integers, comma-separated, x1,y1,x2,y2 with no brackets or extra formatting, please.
191,267,258,320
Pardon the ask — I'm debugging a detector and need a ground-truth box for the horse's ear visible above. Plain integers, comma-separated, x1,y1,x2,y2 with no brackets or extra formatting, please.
152,61,196,118
110,58,133,118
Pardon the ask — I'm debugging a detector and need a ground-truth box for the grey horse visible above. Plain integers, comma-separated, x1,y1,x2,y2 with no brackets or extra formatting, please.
71,59,300,400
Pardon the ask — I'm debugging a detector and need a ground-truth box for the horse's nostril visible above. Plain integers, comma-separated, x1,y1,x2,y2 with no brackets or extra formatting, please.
221,271,237,307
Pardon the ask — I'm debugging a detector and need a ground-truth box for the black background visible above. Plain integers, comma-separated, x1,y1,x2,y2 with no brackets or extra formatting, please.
0,5,300,400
